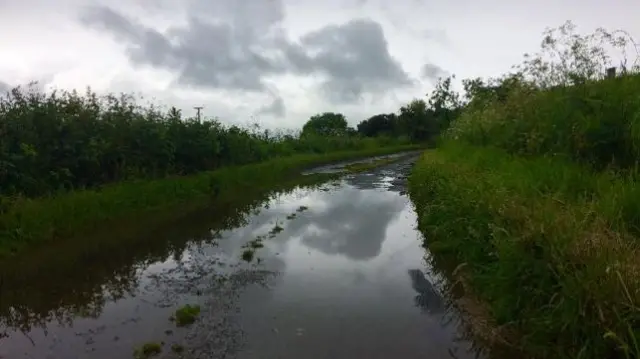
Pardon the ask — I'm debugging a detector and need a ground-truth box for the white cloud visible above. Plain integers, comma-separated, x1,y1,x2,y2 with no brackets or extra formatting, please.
0,0,638,129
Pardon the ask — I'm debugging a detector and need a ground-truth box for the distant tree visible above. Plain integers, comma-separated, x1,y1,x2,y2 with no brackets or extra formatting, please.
357,113,398,137
427,76,462,132
301,112,349,137
397,99,435,142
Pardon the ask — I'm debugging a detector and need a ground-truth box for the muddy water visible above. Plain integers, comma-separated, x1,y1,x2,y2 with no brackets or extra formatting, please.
0,155,485,359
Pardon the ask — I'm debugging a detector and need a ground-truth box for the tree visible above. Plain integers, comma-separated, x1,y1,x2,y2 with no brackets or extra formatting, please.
357,113,398,137
397,99,435,142
301,112,349,137
427,76,462,132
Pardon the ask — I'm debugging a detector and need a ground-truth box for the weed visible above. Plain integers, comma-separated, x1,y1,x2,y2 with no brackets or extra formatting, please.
270,222,284,235
133,342,162,359
241,249,255,262
170,343,185,353
286,213,296,220
172,304,201,327
250,240,264,249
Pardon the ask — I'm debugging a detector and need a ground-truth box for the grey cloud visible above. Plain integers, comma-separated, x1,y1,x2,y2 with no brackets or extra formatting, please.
299,19,413,103
79,1,413,103
257,96,286,118
422,28,449,45
0,81,10,94
421,63,449,82
0,78,53,96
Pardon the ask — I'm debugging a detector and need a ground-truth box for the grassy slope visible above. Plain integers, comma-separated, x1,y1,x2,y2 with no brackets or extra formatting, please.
0,144,420,258
408,142,640,359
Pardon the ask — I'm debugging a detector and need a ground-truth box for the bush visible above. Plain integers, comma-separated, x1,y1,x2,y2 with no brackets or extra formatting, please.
447,21,640,171
0,85,407,199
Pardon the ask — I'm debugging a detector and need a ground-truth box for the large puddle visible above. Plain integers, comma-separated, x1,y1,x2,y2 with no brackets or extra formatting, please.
0,155,485,359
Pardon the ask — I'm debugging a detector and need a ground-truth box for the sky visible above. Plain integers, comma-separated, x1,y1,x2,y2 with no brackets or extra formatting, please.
0,0,638,129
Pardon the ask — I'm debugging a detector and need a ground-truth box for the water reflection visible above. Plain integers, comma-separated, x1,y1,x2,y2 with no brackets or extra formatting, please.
278,187,406,260
0,180,325,338
408,269,444,314
0,159,489,359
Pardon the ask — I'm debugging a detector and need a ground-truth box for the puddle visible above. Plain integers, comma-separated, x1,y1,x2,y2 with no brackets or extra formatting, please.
0,155,485,359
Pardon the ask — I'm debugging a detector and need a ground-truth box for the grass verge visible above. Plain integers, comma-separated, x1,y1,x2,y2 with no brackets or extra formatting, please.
0,144,420,258
408,142,640,359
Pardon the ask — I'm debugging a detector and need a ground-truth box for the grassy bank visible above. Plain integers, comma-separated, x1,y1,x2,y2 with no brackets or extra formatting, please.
0,144,420,258
408,143,640,359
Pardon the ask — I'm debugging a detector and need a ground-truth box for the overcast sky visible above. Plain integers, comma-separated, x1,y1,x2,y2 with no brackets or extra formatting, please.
0,0,638,129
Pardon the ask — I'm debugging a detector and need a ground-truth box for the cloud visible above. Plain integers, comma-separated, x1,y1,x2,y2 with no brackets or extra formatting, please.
299,19,414,103
79,1,413,104
257,96,286,118
279,187,406,260
420,63,449,82
0,81,10,94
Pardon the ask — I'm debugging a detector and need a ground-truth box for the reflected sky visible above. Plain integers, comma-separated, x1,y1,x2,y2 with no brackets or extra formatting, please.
229,184,474,359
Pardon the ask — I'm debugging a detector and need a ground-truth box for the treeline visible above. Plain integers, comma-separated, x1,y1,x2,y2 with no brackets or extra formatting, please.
357,77,461,141
0,91,379,199
0,72,458,199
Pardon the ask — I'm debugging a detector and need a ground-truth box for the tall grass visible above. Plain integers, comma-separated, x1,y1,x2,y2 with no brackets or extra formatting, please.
448,73,640,170
447,21,640,171
409,143,640,359
408,22,640,359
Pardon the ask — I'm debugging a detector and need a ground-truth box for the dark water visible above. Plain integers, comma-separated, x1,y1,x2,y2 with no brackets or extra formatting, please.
0,155,485,359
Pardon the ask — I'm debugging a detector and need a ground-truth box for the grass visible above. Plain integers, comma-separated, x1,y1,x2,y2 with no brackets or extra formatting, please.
241,249,255,262
171,343,184,353
133,342,163,359
0,144,420,258
171,304,201,327
269,221,284,235
408,142,640,359
448,71,640,172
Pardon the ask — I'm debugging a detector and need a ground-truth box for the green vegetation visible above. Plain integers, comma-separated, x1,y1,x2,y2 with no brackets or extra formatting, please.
133,342,162,359
269,221,284,235
240,220,290,261
407,21,640,358
170,343,185,354
171,304,201,327
0,87,408,199
241,248,255,262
